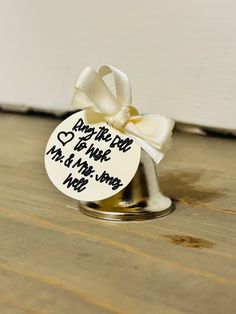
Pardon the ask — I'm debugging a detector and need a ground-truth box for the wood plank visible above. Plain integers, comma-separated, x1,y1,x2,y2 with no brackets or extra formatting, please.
0,112,235,313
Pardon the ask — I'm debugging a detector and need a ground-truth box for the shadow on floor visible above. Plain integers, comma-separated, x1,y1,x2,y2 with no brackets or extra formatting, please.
159,169,224,204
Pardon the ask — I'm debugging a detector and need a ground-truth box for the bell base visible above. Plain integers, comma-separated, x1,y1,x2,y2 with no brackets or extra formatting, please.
79,202,175,221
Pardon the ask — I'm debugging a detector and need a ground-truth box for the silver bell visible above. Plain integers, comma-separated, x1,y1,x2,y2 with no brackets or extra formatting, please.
79,150,174,221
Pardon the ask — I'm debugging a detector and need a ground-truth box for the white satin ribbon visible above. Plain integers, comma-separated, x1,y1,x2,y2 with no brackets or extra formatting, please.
71,65,175,164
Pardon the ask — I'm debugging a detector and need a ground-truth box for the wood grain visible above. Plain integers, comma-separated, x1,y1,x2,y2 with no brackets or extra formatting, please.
0,112,235,314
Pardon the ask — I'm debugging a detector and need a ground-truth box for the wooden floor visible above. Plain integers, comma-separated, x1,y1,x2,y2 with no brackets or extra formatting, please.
0,112,235,314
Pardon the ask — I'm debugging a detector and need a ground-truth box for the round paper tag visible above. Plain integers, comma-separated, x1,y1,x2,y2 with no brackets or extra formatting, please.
45,110,141,201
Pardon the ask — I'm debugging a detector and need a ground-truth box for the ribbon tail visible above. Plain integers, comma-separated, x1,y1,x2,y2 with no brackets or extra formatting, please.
128,133,164,164
124,114,174,163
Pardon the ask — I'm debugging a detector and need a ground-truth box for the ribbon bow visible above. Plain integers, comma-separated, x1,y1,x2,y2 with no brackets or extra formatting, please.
71,65,175,164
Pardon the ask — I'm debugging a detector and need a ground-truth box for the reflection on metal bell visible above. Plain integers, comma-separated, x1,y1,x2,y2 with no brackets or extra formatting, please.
79,150,174,221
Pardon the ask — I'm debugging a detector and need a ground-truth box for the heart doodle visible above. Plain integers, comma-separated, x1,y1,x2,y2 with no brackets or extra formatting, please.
57,131,74,146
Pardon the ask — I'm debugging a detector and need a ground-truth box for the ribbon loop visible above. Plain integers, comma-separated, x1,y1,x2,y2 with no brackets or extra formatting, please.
71,65,175,164
98,65,132,106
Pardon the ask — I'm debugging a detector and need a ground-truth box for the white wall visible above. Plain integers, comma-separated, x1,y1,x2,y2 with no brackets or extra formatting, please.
0,0,235,130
